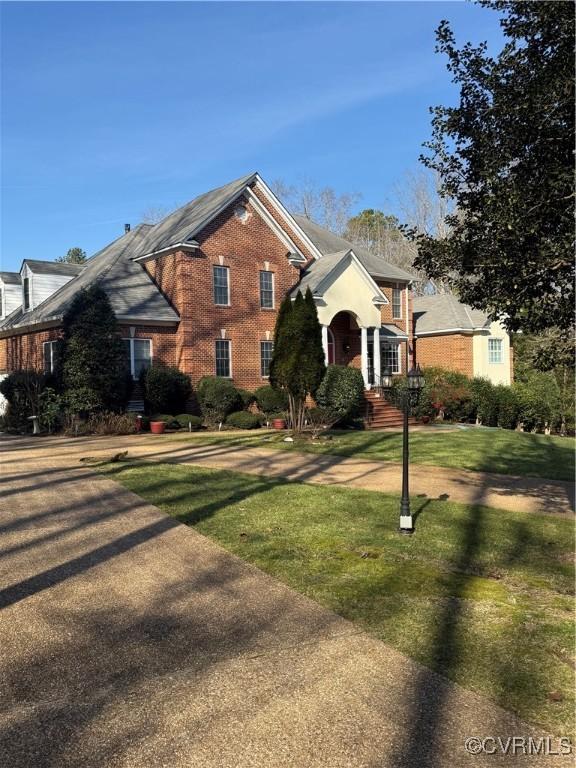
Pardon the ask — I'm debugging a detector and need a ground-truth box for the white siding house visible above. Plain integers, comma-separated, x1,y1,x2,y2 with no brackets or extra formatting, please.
20,260,84,314
0,272,22,320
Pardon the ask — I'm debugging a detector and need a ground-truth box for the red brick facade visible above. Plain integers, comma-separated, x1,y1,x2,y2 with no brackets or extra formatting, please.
413,333,474,377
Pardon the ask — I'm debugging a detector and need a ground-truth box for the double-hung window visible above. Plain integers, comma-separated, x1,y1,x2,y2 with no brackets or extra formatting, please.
488,338,503,364
215,339,231,378
23,277,31,311
43,341,57,374
260,341,273,377
259,270,274,309
124,338,152,379
213,266,230,306
382,342,401,374
392,286,402,319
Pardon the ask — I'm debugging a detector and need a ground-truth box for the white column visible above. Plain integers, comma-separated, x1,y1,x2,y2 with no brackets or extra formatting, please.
373,327,381,386
321,324,329,366
360,326,369,387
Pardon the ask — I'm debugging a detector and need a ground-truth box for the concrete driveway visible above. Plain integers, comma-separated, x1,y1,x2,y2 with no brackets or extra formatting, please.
0,435,572,767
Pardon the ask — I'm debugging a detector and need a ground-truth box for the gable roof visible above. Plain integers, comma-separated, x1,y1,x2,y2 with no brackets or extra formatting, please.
133,173,258,260
413,293,491,335
292,215,416,283
0,224,179,335
0,272,21,285
22,260,84,277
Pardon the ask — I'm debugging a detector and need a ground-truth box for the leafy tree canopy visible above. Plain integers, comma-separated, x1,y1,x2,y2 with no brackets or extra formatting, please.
57,247,87,264
414,1,574,336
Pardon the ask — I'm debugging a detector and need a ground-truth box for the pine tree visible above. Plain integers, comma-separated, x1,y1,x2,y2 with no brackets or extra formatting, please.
61,285,130,415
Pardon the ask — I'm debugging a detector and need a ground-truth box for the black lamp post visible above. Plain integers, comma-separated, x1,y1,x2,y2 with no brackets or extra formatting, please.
381,363,425,534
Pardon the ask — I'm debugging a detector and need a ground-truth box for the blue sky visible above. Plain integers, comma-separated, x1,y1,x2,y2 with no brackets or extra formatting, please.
1,1,503,271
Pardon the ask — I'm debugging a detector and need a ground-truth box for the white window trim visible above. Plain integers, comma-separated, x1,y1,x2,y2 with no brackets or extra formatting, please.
213,265,230,307
381,340,402,375
260,340,274,378
125,337,153,379
43,340,57,373
22,273,33,313
260,270,275,309
488,337,503,364
215,338,232,378
392,284,402,320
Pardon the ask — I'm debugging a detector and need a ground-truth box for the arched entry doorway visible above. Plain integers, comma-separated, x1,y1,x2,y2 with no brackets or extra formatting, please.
327,311,361,368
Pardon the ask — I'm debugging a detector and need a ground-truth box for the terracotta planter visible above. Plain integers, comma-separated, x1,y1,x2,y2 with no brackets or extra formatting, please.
150,421,166,434
272,418,286,430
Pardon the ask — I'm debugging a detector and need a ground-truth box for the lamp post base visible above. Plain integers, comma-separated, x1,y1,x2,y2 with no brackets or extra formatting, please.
399,514,414,535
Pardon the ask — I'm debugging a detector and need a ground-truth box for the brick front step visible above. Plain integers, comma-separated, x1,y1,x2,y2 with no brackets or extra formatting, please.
362,389,415,430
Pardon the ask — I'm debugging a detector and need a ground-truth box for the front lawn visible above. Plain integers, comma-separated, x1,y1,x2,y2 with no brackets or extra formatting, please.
99,460,575,736
170,426,575,482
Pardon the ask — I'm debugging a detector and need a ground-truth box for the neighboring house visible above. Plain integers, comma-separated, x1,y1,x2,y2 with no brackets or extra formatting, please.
0,272,22,321
0,172,512,423
413,293,513,385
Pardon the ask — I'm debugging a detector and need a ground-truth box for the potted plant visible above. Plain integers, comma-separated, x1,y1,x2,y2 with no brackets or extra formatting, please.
271,412,287,430
150,418,166,434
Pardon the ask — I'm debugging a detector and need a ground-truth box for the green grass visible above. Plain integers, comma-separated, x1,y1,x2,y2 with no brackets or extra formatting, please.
170,426,575,482
99,460,575,736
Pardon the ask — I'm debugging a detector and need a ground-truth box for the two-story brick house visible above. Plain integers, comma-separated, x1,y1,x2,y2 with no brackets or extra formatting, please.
0,172,511,424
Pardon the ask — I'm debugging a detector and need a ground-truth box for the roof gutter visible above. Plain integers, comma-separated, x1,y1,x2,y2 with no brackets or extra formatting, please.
131,241,201,263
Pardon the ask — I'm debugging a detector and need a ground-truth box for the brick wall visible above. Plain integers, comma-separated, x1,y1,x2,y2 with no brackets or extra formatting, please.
413,333,474,377
0,328,62,374
144,191,304,389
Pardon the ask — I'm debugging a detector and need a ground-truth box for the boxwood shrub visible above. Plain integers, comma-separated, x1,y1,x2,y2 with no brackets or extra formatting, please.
225,411,261,429
315,365,364,421
143,365,192,415
197,376,242,426
254,385,288,415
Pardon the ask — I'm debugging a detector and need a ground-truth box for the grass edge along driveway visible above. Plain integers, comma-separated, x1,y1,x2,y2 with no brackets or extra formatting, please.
98,460,575,738
169,427,575,483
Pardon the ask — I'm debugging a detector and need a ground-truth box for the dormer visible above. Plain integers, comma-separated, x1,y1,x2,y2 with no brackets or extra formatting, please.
0,272,22,319
20,260,84,313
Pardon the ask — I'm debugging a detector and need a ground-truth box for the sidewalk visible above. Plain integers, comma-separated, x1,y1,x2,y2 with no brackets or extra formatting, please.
3,433,573,514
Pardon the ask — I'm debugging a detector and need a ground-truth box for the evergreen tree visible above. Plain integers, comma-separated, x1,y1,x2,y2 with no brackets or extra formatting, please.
415,1,574,335
57,247,87,264
269,289,325,432
61,285,130,414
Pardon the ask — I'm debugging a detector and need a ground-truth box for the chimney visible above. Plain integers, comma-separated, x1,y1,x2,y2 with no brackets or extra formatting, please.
124,223,131,233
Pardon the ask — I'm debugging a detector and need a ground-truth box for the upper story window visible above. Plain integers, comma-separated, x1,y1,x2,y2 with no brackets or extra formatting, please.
213,265,230,306
123,338,152,379
392,287,402,319
43,341,57,374
23,276,31,311
215,339,231,378
259,270,274,309
488,338,503,364
260,341,273,377
0,288,3,318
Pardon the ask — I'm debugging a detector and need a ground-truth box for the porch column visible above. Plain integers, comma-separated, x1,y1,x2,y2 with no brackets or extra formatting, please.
360,326,369,387
373,327,381,386
321,324,329,366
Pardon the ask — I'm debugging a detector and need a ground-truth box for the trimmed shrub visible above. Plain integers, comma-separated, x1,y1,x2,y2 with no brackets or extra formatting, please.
197,376,241,426
237,389,256,410
225,411,261,429
315,365,365,421
173,413,203,430
254,385,288,415
470,377,498,426
496,385,519,430
137,415,150,431
143,365,192,415
514,371,562,432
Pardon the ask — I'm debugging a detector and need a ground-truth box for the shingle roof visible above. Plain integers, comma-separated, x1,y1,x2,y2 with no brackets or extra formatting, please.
292,215,416,283
0,272,21,285
22,260,85,276
134,173,257,259
413,294,491,334
0,224,179,333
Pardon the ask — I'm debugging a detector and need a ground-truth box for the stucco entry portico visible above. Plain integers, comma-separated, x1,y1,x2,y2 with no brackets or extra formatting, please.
309,250,387,387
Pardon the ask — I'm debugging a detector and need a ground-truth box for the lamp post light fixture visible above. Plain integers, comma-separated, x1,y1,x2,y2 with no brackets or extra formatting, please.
381,363,425,534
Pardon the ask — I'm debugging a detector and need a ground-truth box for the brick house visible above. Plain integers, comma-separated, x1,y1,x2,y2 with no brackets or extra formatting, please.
0,172,512,422
413,294,513,385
